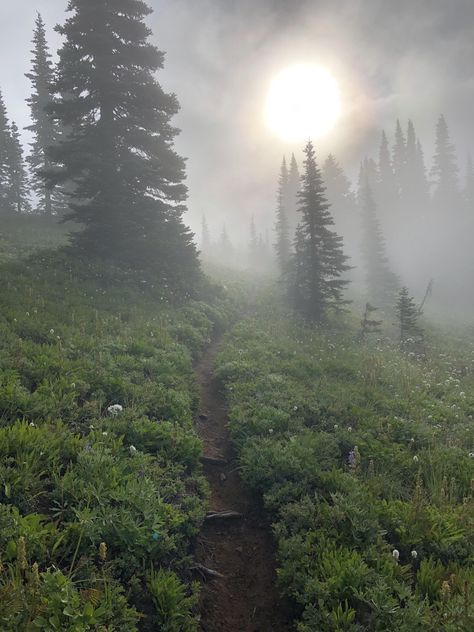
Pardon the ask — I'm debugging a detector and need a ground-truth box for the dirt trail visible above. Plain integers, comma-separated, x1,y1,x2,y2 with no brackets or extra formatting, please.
194,336,292,632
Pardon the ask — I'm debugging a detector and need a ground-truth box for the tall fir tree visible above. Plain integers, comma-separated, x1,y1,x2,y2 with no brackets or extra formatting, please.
274,157,291,276
360,180,399,308
430,114,460,209
396,286,424,345
377,130,397,229
378,131,394,190
323,154,355,216
286,152,300,237
0,91,13,212
289,140,350,322
358,157,379,194
25,13,60,216
323,154,357,273
6,122,31,214
46,0,200,286
405,120,430,214
392,119,406,197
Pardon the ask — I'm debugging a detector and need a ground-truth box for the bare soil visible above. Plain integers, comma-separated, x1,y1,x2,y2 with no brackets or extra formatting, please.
194,337,293,632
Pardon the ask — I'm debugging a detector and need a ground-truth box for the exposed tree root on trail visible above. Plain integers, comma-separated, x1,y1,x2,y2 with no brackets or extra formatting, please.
194,336,292,632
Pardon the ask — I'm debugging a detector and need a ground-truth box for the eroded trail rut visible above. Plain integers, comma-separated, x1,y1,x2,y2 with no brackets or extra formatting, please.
194,336,291,632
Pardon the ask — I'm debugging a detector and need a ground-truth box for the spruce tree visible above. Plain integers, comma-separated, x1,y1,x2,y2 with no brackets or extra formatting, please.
274,157,291,276
392,119,406,196
6,122,31,214
430,114,460,209
377,130,397,228
0,90,13,213
358,157,379,194
378,131,393,190
290,140,350,322
396,286,424,345
286,152,300,237
360,180,399,308
323,154,357,273
25,13,60,216
323,154,355,217
405,120,430,213
46,0,200,286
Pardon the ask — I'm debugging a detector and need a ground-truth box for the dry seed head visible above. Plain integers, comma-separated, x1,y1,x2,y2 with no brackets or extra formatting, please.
99,541,107,562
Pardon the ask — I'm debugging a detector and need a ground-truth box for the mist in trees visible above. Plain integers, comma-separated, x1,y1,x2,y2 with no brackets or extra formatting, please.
0,0,472,318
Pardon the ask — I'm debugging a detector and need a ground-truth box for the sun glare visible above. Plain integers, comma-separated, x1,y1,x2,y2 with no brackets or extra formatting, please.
265,64,342,142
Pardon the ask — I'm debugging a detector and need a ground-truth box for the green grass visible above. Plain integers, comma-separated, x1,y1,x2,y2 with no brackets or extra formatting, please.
0,221,236,630
215,298,474,632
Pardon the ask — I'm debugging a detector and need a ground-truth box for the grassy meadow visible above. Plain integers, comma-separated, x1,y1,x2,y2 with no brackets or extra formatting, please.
215,298,474,631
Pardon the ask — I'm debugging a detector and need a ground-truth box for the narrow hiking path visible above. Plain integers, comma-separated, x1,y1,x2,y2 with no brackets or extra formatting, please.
194,335,292,632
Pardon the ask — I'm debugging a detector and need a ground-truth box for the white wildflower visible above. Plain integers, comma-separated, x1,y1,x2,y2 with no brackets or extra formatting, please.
107,404,123,416
411,550,418,559
49,328,54,334
392,549,400,561
129,445,138,456
413,455,419,463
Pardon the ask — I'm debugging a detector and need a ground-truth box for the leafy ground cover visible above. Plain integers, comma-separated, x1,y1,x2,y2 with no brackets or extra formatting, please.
0,242,234,630
215,299,474,631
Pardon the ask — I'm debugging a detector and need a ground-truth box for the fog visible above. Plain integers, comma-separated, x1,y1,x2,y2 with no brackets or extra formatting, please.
1,0,473,318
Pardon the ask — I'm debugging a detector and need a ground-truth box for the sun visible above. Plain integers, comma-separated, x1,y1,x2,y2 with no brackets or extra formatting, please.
265,64,342,143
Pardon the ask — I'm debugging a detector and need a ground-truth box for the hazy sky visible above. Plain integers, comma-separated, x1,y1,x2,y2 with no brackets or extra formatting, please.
1,0,474,240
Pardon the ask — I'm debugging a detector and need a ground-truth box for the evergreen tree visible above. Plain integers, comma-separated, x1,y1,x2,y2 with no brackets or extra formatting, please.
430,114,460,208
392,119,406,196
358,157,379,194
323,154,357,274
405,120,430,213
323,154,355,216
286,152,300,237
0,90,15,213
360,180,399,308
289,140,350,322
377,130,397,228
378,131,393,190
396,286,424,344
46,0,200,286
274,157,291,276
200,215,210,252
6,122,31,214
25,13,60,216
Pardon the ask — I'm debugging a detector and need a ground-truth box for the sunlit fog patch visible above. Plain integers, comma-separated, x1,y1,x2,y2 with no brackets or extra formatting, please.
264,63,342,142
